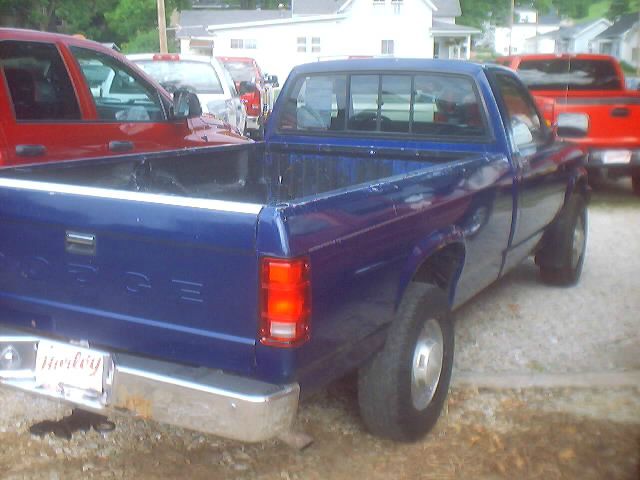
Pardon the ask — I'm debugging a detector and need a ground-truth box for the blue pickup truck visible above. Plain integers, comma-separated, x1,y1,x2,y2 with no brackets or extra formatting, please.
0,59,588,443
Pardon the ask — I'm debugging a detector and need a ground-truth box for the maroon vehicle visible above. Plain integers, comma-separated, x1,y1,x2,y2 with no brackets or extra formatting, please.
0,28,248,166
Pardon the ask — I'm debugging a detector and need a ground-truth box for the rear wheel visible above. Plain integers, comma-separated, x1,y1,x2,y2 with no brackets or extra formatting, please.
358,283,454,441
536,194,587,286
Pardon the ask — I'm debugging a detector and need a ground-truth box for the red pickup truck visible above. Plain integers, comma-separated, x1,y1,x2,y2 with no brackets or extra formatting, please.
497,54,640,194
0,28,248,166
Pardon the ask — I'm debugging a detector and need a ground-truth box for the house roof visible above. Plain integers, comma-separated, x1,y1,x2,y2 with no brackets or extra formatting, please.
431,0,461,17
431,20,479,35
177,0,464,38
538,18,610,40
292,0,350,15
595,13,639,39
177,9,292,37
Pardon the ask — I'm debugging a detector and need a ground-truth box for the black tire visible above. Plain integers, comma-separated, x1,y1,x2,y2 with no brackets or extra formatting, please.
632,172,640,196
358,283,454,442
536,194,587,286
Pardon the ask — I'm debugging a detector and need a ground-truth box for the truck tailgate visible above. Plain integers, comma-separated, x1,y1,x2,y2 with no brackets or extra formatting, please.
542,92,640,147
0,179,261,375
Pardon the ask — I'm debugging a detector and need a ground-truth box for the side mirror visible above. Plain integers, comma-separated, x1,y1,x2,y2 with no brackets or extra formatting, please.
238,81,258,96
265,74,279,88
512,118,533,149
556,113,589,138
172,89,202,119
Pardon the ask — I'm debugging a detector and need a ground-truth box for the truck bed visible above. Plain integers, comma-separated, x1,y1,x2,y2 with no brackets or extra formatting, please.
0,144,483,379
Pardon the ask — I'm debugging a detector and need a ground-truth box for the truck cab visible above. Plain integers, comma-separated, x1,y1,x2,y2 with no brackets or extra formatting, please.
0,29,248,166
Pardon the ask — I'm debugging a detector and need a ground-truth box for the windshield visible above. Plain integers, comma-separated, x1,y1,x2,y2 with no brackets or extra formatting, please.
219,60,255,83
518,59,622,91
135,60,224,94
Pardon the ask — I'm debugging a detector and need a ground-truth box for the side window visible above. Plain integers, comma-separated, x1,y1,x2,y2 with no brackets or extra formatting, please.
70,46,164,122
494,74,544,151
0,40,81,121
220,66,238,97
414,74,483,135
279,74,347,131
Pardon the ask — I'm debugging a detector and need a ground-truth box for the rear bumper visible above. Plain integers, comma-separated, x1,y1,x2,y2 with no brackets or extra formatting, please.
246,115,263,131
585,148,640,173
0,327,299,442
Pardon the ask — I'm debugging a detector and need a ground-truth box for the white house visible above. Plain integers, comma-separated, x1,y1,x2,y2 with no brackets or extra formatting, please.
494,8,560,56
592,13,640,68
176,0,479,81
524,18,612,54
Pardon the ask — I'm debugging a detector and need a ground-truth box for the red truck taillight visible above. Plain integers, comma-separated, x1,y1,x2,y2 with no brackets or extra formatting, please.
260,257,311,347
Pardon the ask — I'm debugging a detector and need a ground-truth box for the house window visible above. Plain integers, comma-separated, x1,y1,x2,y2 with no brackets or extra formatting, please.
373,0,385,5
381,40,394,55
311,37,321,53
230,39,256,49
297,37,306,52
391,0,403,13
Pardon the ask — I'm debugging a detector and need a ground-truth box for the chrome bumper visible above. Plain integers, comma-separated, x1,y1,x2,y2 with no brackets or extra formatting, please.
245,115,262,131
0,327,299,442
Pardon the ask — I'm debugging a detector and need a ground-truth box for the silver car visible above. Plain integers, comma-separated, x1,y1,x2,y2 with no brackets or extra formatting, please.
128,53,247,135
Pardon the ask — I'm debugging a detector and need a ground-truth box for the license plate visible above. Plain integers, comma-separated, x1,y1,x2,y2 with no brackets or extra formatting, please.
35,341,107,394
602,150,632,164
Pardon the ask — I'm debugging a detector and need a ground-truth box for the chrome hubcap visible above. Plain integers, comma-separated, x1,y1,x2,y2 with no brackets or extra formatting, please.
411,318,444,411
571,214,586,268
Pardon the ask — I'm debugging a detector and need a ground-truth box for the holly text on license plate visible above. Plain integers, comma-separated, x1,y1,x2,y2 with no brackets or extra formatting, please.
35,341,107,394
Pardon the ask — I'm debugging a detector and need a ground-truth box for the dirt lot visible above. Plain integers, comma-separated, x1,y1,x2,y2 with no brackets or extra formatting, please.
1,180,639,480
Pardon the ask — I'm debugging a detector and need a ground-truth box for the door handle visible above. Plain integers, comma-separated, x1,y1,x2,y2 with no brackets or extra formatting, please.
611,107,630,118
65,231,96,256
16,144,46,157
109,141,134,153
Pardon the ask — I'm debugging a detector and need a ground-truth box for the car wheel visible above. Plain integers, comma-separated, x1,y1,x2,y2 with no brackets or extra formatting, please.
536,194,587,286
358,283,454,442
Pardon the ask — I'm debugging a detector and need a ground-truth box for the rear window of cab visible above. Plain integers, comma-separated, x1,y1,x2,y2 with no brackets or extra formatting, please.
277,72,487,140
517,59,623,91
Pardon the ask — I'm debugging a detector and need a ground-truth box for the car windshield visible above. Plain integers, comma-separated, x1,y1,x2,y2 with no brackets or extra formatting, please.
518,59,622,91
219,60,255,83
135,60,224,94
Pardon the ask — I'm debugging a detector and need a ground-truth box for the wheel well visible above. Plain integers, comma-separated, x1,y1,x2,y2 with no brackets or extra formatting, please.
412,243,465,292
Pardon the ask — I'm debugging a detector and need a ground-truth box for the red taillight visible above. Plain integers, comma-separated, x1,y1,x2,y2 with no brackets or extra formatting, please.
152,54,180,61
241,90,262,117
260,257,311,347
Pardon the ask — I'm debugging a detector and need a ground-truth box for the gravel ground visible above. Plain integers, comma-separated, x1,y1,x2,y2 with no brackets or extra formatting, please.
0,180,638,479
454,180,640,375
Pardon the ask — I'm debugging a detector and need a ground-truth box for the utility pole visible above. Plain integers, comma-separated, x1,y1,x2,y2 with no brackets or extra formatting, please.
508,0,515,55
157,0,168,54
636,7,639,77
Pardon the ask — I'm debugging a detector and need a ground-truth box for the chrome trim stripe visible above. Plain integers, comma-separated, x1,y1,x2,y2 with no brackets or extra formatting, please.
0,178,263,215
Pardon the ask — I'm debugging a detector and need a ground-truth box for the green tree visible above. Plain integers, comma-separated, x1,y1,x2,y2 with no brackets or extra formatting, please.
607,0,631,19
105,0,189,43
0,0,119,41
